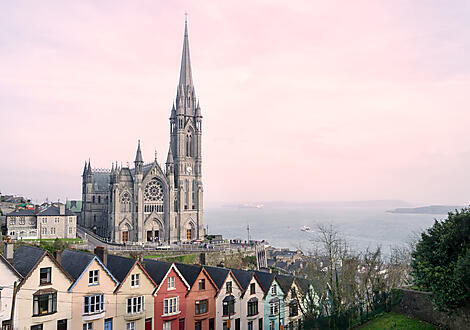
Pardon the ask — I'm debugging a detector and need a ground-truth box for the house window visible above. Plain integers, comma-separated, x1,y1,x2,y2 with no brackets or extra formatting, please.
9,218,15,225
269,301,279,316
269,320,275,330
126,322,135,330
163,297,179,315
163,322,171,330
167,276,175,290
89,270,99,285
198,279,205,290
83,323,92,330
31,325,43,330
83,294,104,314
195,299,208,315
42,227,47,235
131,274,140,287
69,227,73,234
247,299,258,316
39,267,51,285
54,218,59,223
195,321,201,330
248,321,253,330
226,281,232,294
126,296,144,314
50,227,55,235
33,292,57,315
19,217,25,225
289,300,299,317
222,295,235,316
42,218,47,224
250,283,255,295
271,284,277,295
29,218,36,225
258,318,263,330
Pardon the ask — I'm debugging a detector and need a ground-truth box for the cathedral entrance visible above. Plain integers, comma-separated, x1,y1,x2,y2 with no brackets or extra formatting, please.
146,230,160,242
122,231,128,243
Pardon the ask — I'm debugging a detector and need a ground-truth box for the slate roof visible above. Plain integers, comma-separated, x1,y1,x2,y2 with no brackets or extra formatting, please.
7,209,35,216
61,249,95,280
230,268,253,292
38,205,74,216
0,254,22,278
13,245,46,277
276,274,294,295
143,259,172,285
174,262,202,287
106,254,136,283
203,265,230,290
254,270,275,294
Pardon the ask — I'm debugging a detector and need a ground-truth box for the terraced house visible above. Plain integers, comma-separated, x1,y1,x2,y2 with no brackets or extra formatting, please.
13,245,73,330
255,271,286,330
60,248,118,330
106,254,156,330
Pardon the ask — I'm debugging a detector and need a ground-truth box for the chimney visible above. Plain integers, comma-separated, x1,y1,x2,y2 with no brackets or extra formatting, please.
59,203,65,215
94,246,108,267
53,250,62,265
4,242,14,262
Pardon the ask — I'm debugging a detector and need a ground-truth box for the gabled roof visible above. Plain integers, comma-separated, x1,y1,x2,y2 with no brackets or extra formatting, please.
60,249,119,290
230,268,253,292
0,253,22,279
7,209,35,216
174,262,202,287
254,270,277,295
61,249,94,280
153,263,191,294
203,265,230,290
143,259,172,285
276,274,294,295
106,254,136,283
13,245,74,289
13,245,46,277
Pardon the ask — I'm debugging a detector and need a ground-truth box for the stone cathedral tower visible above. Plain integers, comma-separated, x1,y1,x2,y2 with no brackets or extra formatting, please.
81,19,204,244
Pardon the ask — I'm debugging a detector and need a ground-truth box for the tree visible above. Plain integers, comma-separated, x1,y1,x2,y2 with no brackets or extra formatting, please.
411,208,470,311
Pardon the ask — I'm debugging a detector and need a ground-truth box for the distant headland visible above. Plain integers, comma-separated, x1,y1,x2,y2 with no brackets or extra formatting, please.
388,205,465,215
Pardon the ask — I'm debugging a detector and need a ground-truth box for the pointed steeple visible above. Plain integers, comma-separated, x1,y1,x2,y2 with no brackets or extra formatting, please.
83,160,88,175
87,159,91,173
179,16,193,88
166,146,174,164
135,140,143,163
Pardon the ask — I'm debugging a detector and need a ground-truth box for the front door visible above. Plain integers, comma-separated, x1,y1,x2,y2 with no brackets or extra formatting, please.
179,319,185,330
145,318,152,330
57,319,67,330
122,231,128,243
154,230,159,241
147,231,153,242
104,318,113,330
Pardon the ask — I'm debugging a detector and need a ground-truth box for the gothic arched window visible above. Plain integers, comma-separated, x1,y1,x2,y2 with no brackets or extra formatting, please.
120,192,131,212
186,133,193,157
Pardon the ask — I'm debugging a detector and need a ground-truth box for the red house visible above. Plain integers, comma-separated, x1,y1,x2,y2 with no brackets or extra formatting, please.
176,263,218,330
145,260,190,330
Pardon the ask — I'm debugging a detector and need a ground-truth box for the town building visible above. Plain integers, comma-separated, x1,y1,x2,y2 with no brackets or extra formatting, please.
12,245,74,330
177,264,217,330
106,254,157,330
6,208,37,240
277,275,303,329
255,271,286,330
81,19,204,244
0,247,22,329
60,248,119,330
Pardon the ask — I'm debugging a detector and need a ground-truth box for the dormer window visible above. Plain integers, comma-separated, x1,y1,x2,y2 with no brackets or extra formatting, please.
89,270,99,285
168,276,176,290
40,267,51,285
131,274,140,288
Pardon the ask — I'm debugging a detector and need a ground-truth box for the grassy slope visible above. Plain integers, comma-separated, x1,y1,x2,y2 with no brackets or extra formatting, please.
359,313,438,330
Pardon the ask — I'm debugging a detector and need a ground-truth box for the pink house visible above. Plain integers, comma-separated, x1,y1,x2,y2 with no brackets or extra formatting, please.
145,260,190,330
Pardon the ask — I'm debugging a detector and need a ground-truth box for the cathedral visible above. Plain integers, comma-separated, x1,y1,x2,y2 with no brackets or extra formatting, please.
81,20,204,244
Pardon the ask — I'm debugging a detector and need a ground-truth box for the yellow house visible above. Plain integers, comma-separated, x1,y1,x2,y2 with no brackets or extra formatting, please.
13,245,74,330
60,248,118,330
106,255,157,330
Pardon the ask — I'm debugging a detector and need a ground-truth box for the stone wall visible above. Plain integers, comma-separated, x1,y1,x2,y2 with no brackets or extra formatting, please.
395,288,470,330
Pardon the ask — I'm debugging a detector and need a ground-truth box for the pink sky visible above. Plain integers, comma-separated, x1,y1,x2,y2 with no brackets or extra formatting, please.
1,1,470,205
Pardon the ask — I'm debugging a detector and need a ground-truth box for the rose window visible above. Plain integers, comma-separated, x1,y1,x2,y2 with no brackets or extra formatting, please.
144,178,164,202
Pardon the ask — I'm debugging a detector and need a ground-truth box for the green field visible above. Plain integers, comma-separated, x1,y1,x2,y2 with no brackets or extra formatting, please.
22,238,83,243
144,254,197,264
359,313,437,329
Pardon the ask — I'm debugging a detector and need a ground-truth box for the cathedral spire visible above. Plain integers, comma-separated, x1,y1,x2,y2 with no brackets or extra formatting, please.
178,15,193,88
135,140,143,163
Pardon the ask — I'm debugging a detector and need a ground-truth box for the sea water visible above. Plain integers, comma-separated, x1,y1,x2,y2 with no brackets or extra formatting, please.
204,205,443,254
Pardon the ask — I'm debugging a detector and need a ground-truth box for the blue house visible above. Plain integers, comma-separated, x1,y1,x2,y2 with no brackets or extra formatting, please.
255,271,286,330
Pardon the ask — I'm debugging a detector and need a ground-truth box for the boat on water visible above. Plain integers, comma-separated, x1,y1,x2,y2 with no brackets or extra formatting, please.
300,225,312,232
